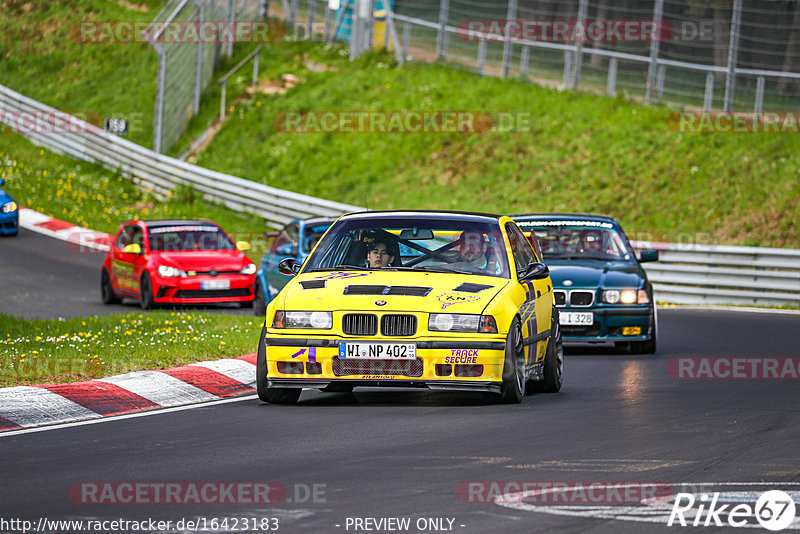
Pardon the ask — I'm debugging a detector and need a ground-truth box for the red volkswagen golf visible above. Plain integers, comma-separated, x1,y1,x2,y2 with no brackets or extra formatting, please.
101,219,256,309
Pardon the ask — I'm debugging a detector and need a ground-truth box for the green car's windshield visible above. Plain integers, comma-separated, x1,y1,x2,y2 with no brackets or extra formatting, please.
523,222,635,263
303,216,511,278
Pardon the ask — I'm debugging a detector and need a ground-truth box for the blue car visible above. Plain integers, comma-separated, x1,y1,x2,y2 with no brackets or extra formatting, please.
0,178,19,236
253,216,336,315
513,213,659,354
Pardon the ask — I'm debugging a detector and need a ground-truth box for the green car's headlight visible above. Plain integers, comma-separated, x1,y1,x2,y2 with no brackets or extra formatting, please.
274,311,333,329
428,314,497,333
603,289,648,304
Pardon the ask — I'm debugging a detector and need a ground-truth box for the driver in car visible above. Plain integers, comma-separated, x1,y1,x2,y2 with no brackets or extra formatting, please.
367,240,395,268
450,231,501,275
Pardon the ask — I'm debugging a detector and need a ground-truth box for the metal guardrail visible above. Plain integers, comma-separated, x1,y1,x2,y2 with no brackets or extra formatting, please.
631,241,800,306
0,84,362,227
2,83,800,306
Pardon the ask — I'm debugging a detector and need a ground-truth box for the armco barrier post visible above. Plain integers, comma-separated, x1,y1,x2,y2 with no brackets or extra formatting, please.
436,0,449,61
645,0,664,104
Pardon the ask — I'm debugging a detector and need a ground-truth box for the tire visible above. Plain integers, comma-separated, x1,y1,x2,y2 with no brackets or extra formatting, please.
532,309,564,393
499,317,525,404
139,273,153,310
101,269,121,305
629,307,657,354
253,282,267,317
256,326,301,404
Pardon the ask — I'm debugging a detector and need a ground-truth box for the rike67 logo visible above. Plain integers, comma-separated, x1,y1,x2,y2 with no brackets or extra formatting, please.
668,490,796,531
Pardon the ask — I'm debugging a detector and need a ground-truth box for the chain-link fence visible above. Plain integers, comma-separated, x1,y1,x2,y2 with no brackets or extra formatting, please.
283,0,800,113
147,0,266,153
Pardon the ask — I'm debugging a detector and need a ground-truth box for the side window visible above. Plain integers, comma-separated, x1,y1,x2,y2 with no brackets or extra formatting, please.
506,223,535,272
271,222,299,254
116,225,143,249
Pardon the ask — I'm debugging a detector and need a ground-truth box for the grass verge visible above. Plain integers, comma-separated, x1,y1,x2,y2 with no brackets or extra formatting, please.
0,311,261,387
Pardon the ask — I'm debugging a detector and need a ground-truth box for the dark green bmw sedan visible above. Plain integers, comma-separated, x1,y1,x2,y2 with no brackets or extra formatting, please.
513,213,659,354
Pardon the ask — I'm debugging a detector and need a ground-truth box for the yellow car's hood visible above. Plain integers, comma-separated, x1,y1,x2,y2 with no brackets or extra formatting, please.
283,270,509,314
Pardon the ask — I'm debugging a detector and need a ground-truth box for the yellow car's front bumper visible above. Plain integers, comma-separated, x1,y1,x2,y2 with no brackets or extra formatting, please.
264,335,507,393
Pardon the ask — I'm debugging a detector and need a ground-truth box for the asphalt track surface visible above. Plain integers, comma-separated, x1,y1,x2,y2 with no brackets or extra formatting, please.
2,230,800,533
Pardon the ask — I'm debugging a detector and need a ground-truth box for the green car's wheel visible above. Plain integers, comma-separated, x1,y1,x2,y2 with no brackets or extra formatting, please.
256,326,301,404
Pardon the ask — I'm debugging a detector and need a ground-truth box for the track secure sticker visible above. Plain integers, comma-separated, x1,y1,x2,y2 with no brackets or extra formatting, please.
445,349,479,364
437,292,480,310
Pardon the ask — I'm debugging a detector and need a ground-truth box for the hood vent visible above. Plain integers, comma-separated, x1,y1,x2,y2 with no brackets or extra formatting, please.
453,283,493,293
344,285,432,296
300,280,327,289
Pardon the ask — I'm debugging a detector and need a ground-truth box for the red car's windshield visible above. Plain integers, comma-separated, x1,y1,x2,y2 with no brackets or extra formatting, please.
148,225,234,251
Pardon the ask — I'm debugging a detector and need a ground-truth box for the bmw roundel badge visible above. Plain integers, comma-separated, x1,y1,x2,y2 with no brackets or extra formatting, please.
375,300,387,306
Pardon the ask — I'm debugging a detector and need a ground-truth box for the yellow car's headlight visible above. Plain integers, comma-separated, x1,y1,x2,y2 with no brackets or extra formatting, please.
429,314,497,333
273,311,332,329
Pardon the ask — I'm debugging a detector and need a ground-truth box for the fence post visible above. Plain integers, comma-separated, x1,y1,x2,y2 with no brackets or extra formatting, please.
724,0,743,112
220,81,227,122
193,1,205,115
259,0,269,19
563,50,572,87
571,0,588,88
607,57,618,96
502,0,518,78
754,75,765,118
402,21,410,62
292,0,300,33
308,0,316,38
365,0,376,52
153,45,166,153
477,38,487,74
704,71,714,111
519,45,529,79
253,53,260,86
656,64,666,100
324,2,332,40
226,0,235,57
645,0,665,104
436,0,450,61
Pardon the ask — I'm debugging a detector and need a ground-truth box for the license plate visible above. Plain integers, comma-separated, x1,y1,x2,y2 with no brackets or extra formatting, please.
202,279,230,290
560,312,594,325
339,342,417,360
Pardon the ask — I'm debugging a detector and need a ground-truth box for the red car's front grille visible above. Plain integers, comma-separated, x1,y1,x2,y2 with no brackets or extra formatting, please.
332,357,423,377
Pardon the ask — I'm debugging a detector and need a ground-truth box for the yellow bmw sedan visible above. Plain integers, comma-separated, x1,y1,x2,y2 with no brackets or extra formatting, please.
256,210,563,404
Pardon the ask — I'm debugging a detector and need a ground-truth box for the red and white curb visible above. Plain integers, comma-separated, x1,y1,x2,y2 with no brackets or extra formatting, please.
18,207,111,252
0,353,257,432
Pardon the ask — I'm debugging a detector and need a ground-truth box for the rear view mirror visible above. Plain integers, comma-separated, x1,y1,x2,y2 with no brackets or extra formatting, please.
639,249,659,262
518,262,549,281
399,228,433,240
278,257,301,276
276,244,298,256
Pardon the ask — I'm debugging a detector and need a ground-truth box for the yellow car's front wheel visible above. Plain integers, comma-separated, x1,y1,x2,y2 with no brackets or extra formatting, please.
256,327,301,404
499,317,525,404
